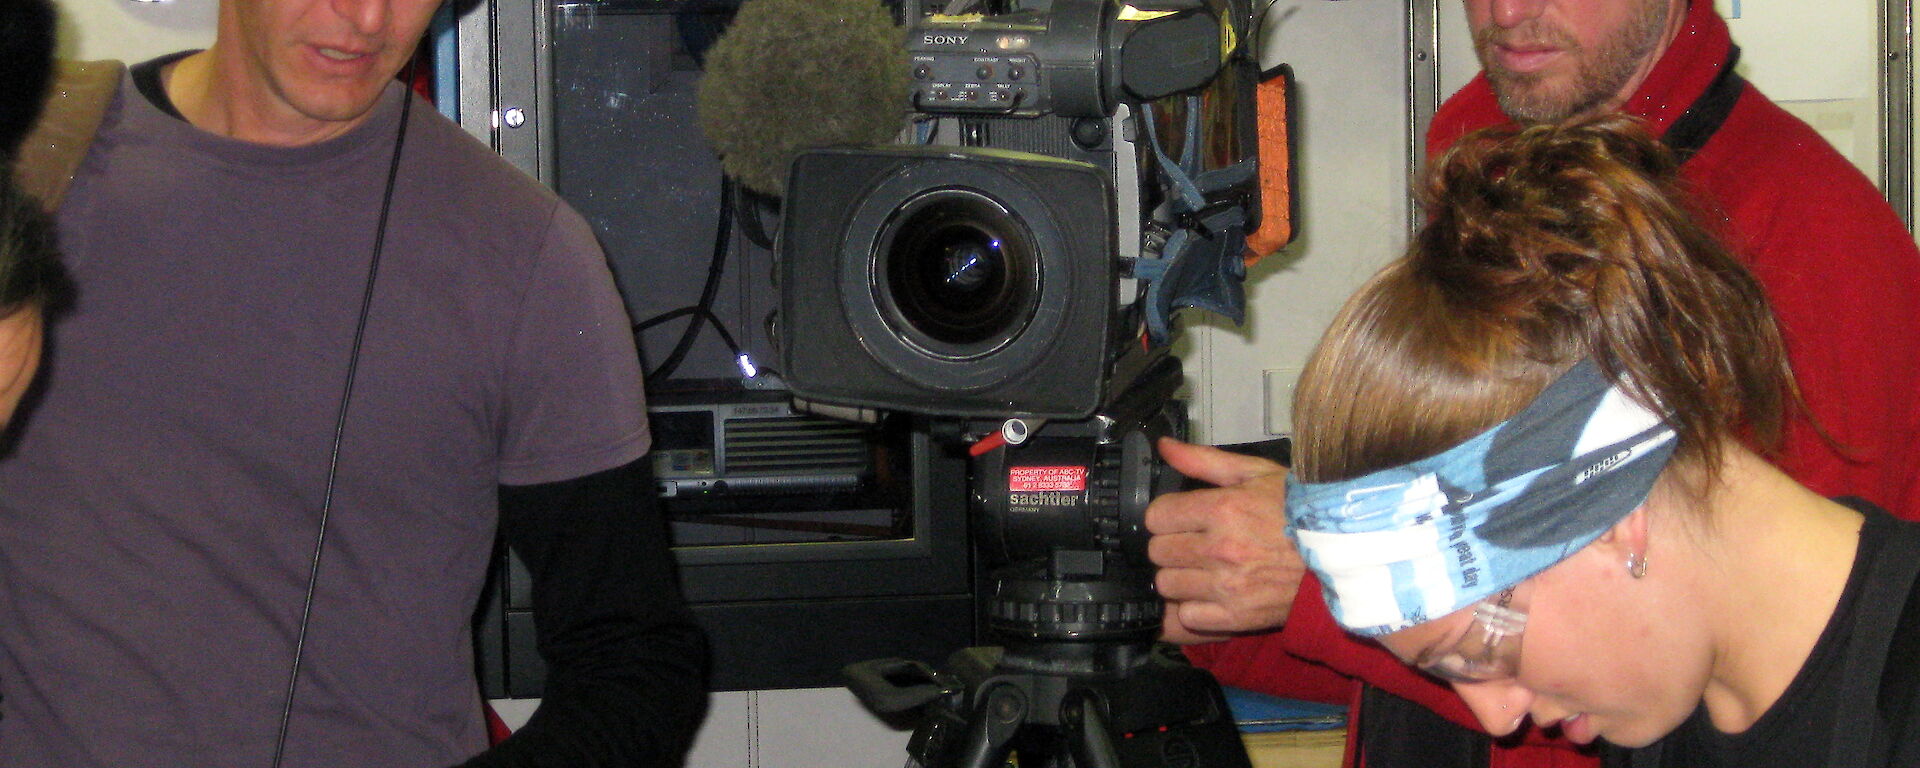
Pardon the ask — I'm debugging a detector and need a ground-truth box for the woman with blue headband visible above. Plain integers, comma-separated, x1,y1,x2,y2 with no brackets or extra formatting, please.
1284,114,1920,767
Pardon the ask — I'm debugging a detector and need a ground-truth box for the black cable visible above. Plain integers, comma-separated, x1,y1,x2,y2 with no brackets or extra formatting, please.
1250,0,1280,58
269,64,415,768
633,305,702,334
733,181,775,252
634,305,741,357
643,174,734,382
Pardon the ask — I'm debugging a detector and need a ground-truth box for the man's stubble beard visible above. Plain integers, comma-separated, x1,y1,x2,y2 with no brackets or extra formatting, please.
1478,0,1672,124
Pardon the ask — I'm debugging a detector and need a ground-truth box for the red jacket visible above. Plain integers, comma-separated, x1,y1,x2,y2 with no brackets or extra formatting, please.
1190,2,1920,766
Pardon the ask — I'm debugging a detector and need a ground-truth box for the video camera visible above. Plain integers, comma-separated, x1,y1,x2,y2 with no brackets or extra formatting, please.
777,0,1261,419
761,0,1271,762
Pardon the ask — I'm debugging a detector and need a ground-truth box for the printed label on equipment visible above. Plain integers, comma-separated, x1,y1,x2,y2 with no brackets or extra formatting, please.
1009,493,1079,508
1008,466,1088,492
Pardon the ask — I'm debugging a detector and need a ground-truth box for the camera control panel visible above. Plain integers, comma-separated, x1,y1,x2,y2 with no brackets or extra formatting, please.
909,53,1040,112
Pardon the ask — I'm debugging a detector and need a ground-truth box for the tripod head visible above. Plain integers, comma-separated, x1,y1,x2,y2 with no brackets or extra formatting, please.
971,348,1183,646
845,351,1252,768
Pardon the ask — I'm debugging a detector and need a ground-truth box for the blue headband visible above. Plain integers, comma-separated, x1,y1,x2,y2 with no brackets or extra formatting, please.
1285,360,1676,636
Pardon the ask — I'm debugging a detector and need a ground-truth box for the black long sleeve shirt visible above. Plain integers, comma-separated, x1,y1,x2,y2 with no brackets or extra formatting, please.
460,458,710,768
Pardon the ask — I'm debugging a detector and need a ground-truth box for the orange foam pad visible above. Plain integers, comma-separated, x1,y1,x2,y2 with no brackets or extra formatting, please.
1244,68,1295,263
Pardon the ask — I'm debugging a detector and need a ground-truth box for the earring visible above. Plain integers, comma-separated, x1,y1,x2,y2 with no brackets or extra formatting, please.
1625,552,1649,579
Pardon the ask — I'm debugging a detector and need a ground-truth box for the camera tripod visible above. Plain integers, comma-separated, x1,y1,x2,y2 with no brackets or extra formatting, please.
845,617,1253,768
844,356,1253,768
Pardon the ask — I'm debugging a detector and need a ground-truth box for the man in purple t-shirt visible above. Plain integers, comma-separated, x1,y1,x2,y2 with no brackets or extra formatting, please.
0,0,707,766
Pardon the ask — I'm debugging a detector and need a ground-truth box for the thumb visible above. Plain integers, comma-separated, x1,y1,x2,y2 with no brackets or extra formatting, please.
1156,437,1286,488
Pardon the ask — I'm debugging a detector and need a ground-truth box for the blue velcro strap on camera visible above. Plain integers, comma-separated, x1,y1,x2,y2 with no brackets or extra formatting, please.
1139,227,1247,345
1135,96,1256,345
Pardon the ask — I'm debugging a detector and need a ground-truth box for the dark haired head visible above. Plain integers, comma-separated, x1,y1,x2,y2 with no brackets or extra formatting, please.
0,0,63,313
1293,113,1795,487
0,0,56,161
0,173,69,317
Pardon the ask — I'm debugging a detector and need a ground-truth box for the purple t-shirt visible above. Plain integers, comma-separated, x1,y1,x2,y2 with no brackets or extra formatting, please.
0,73,650,766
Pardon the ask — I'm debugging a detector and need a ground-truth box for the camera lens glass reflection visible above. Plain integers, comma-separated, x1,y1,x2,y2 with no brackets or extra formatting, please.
938,237,996,294
878,188,1040,355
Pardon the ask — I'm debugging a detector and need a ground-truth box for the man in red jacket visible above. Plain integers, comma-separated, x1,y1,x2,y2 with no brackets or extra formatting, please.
1146,1,1920,766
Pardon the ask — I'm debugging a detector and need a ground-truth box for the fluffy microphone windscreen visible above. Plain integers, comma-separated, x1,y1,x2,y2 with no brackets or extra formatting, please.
0,0,54,159
696,0,911,196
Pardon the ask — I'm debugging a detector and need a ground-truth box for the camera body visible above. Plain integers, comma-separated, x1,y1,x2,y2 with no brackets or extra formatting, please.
777,0,1256,420
903,0,1228,119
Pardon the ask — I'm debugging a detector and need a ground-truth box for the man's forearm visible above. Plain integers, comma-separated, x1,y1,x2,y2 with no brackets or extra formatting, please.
462,457,709,767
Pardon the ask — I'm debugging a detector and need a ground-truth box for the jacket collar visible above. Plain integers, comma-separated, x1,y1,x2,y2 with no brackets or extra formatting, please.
1617,0,1732,137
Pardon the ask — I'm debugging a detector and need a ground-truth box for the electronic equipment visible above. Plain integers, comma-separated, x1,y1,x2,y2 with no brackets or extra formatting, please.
475,392,976,694
722,0,1269,759
903,0,1228,118
778,147,1117,419
772,0,1262,421
648,391,872,499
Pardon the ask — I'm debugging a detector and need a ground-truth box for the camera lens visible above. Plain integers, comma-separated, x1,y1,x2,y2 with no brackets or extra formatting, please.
875,189,1040,357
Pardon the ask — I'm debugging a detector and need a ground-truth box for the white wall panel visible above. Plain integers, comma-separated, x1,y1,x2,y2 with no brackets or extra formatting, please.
1720,0,1882,182
53,0,216,62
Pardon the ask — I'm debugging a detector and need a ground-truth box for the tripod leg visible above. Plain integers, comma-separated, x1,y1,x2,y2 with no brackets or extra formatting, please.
1073,651,1254,768
1063,692,1123,768
955,681,1027,768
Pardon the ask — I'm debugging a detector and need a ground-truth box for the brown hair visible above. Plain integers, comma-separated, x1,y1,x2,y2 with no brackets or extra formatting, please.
1292,114,1795,485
